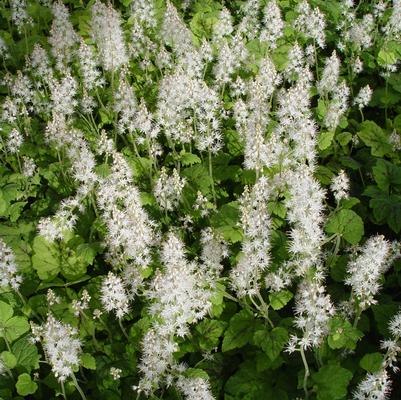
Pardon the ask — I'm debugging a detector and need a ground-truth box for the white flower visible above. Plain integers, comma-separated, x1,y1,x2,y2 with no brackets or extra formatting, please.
354,85,372,109
294,1,326,48
0,239,22,290
153,168,186,211
77,39,103,90
34,315,82,382
48,1,78,70
91,1,128,71
176,376,214,400
260,0,284,49
110,367,122,380
331,170,350,202
7,128,23,154
318,51,340,95
230,177,272,297
345,235,391,310
101,272,129,319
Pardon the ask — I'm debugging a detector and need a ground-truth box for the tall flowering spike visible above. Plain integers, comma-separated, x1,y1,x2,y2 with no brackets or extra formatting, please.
161,1,193,55
294,0,326,48
230,177,272,297
354,309,401,399
91,1,128,72
153,168,186,211
213,7,234,42
48,1,78,70
345,235,391,310
285,167,326,276
236,0,261,40
176,376,214,400
138,233,219,392
7,128,23,154
78,38,103,91
384,0,401,38
289,279,335,351
130,0,157,30
331,170,350,203
97,152,154,269
260,0,284,49
49,73,78,117
101,272,129,319
32,315,81,382
10,0,32,33
0,239,22,290
354,85,372,109
114,74,138,135
317,51,340,95
324,81,350,130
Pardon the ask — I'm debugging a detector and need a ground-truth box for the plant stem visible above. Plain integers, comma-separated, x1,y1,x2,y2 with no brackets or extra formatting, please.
300,347,310,400
61,381,67,400
118,318,129,340
72,374,87,400
208,148,216,205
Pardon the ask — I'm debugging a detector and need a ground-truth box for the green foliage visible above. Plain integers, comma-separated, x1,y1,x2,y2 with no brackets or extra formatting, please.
325,209,364,245
312,364,353,400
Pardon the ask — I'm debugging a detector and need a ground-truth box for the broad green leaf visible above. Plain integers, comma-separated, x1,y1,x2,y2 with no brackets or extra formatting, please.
179,152,202,166
269,290,293,310
1,351,17,369
325,209,364,244
12,338,40,372
210,202,243,243
312,364,352,400
318,131,334,150
15,373,38,396
3,316,30,342
327,317,363,350
378,49,397,66
370,194,401,233
0,301,13,324
195,320,226,351
360,353,383,373
357,121,392,157
222,310,255,352
32,236,61,281
372,159,401,192
253,327,288,361
80,353,96,370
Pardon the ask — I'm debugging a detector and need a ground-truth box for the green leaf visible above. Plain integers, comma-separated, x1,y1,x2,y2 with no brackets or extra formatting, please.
312,364,353,400
1,351,17,369
179,152,202,166
15,373,38,396
210,202,243,243
357,121,392,157
372,159,401,192
370,194,401,233
0,301,13,324
360,353,383,373
378,49,398,66
325,209,364,245
32,236,61,281
3,316,30,342
269,290,293,310
253,327,288,361
318,131,334,150
80,353,96,370
327,317,363,350
222,310,255,352
12,338,40,372
195,319,226,351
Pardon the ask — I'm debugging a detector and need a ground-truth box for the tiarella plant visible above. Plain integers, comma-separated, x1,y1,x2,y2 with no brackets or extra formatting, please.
1,0,401,399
